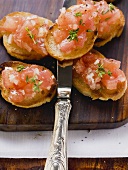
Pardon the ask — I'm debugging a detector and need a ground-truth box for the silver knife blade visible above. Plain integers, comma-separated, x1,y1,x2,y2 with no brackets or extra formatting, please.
44,0,76,170
57,61,72,99
63,0,77,9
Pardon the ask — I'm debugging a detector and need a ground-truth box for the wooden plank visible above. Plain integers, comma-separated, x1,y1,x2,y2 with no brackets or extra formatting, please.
0,0,128,131
0,158,128,169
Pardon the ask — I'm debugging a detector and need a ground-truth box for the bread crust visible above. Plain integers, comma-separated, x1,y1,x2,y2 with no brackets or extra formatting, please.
0,61,57,108
73,49,127,100
0,12,53,60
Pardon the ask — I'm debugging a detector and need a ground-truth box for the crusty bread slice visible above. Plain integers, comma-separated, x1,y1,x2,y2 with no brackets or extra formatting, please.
45,24,98,61
0,61,57,108
94,6,125,47
45,4,99,61
3,34,43,60
73,49,127,100
0,12,53,60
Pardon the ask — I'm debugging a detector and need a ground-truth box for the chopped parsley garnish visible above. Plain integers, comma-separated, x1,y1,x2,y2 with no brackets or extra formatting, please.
74,12,82,17
105,17,110,21
33,81,42,92
16,65,25,72
102,3,115,15
86,29,93,32
79,19,84,25
25,75,42,92
30,76,37,84
67,28,79,41
25,27,37,44
108,70,112,76
109,3,115,11
26,75,29,83
96,63,112,78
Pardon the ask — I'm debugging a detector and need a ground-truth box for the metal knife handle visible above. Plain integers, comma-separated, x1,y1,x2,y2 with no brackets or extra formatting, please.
44,99,71,170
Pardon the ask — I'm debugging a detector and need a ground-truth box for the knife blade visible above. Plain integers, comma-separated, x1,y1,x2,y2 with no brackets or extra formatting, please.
44,0,76,170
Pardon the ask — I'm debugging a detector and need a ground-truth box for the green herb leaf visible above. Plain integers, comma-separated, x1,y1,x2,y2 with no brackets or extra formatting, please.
79,19,84,25
26,75,29,83
74,12,82,17
33,81,42,92
96,63,112,78
16,65,25,72
108,70,112,76
105,17,110,21
86,29,93,32
30,76,37,83
25,27,37,44
109,3,115,11
67,28,79,41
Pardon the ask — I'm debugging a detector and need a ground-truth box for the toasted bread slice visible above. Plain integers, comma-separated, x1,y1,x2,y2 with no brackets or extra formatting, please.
0,61,57,108
45,5,99,61
3,34,43,60
76,0,125,47
73,49,127,100
0,12,53,60
94,2,125,47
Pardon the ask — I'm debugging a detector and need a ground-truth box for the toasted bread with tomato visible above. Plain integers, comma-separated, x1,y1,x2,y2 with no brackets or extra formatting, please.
73,49,127,100
0,61,57,108
0,12,53,60
45,5,99,61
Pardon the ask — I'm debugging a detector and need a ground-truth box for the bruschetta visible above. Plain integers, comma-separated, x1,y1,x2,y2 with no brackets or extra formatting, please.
0,61,57,108
0,12,53,60
73,49,127,100
77,0,125,47
45,4,99,61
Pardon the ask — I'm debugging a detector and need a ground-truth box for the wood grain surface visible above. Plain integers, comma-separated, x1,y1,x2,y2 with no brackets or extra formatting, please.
0,0,128,131
0,158,127,170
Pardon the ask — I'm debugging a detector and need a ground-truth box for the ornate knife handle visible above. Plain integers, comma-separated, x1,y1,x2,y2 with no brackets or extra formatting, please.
44,99,71,170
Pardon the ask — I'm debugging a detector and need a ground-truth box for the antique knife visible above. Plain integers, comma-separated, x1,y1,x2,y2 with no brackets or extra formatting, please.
44,0,76,169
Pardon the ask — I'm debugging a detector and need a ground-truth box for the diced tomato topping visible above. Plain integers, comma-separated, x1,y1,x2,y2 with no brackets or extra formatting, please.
59,39,76,53
9,90,25,103
38,70,54,90
102,59,120,72
53,29,69,44
101,69,125,90
2,69,15,89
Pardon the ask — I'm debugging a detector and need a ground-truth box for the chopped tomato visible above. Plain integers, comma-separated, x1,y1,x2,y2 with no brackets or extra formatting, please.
59,39,76,53
101,69,125,90
9,90,25,103
2,69,15,89
38,70,54,90
53,29,69,44
102,58,120,72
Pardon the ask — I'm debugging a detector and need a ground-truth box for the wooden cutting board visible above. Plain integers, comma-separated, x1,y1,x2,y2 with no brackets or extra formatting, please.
0,0,127,131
